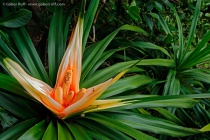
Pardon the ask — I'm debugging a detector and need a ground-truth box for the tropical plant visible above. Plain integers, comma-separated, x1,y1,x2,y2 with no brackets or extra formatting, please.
0,0,210,139
107,0,210,139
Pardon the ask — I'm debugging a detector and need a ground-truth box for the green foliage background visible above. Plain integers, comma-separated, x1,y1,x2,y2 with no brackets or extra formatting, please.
0,0,210,139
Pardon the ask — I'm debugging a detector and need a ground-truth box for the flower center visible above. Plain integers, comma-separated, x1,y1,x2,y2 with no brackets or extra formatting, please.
54,70,86,107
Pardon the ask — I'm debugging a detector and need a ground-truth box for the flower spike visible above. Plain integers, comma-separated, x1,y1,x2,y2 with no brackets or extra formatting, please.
1,0,130,118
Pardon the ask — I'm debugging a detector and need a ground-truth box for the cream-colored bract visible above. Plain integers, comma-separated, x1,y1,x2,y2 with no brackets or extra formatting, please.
3,17,127,118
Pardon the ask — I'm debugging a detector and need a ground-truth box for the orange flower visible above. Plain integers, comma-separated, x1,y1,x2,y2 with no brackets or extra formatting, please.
3,16,126,118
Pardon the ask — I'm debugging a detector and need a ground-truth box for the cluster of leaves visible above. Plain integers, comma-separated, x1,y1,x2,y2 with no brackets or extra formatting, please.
0,0,210,139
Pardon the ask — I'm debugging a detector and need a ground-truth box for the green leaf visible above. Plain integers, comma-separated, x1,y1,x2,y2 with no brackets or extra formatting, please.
152,108,184,125
5,27,51,85
154,2,163,11
85,113,157,140
164,34,173,44
100,75,153,99
163,69,176,95
0,30,17,53
48,7,65,85
0,9,32,28
129,6,140,13
99,94,209,113
126,6,142,22
132,41,171,58
104,111,200,137
146,1,154,11
81,25,148,82
42,120,57,140
149,13,170,34
82,0,100,52
180,93,210,99
0,73,33,100
179,31,210,69
163,0,183,64
0,108,18,130
65,122,91,140
138,108,151,115
0,34,30,74
0,92,39,119
166,77,180,114
179,69,210,84
0,118,41,140
85,47,128,79
143,15,153,30
18,120,47,140
131,97,199,109
193,104,210,126
65,122,83,140
77,118,128,140
176,109,198,128
63,5,77,45
181,0,201,61
81,59,175,88
86,130,110,140
70,123,92,140
130,1,136,7
57,121,73,140
200,124,210,132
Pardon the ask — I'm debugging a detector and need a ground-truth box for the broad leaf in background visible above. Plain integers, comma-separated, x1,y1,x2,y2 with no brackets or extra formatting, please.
0,9,32,28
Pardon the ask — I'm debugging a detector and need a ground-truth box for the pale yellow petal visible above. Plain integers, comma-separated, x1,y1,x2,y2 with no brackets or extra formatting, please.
111,69,129,84
4,58,53,96
3,58,64,112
